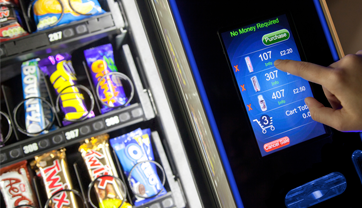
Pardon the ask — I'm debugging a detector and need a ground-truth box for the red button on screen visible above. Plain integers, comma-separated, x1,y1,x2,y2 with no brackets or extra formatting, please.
264,136,290,152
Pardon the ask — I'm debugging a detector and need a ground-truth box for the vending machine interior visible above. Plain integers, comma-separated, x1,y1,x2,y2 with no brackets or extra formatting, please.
139,0,362,208
0,0,211,207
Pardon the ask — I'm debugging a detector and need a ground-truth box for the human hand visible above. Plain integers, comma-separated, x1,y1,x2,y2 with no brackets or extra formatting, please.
274,50,362,131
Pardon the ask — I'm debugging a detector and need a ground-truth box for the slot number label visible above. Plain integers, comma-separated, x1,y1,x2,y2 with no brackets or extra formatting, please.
65,129,79,140
48,31,63,42
105,116,120,127
23,143,39,154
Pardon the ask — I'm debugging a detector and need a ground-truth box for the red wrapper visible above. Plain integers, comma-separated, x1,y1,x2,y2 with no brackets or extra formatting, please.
0,5,28,42
0,161,38,207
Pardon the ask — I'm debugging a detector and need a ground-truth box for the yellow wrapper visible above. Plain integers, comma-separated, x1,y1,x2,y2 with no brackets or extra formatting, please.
34,149,78,208
79,134,132,208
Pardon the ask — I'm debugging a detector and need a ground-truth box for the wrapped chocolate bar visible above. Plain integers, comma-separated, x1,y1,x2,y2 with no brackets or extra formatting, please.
21,59,57,135
34,149,79,208
0,161,38,207
39,53,94,126
79,134,132,208
110,128,166,206
84,44,129,114
0,4,28,42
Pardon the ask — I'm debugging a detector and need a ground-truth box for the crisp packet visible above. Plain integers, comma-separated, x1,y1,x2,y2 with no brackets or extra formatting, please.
0,5,28,42
0,161,38,207
39,53,94,126
34,149,79,208
84,43,129,114
110,128,166,206
21,59,57,135
79,134,132,208
33,0,105,31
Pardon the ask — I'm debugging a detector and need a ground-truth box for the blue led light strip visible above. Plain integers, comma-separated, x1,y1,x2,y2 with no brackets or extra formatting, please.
313,0,339,61
168,1,244,207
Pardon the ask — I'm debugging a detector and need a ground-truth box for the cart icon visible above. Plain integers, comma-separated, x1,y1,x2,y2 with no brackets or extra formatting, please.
253,115,275,134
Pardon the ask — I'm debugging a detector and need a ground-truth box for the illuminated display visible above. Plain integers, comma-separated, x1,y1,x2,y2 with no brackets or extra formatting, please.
220,14,326,156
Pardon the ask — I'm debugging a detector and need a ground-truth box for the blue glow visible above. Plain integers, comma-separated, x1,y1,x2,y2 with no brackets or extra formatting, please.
169,0,244,207
285,172,346,208
313,0,339,61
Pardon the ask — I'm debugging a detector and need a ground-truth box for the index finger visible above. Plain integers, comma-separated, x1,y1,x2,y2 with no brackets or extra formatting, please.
274,59,331,86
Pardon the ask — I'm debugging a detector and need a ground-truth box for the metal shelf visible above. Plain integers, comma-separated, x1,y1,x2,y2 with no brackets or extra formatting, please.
0,103,146,167
0,12,119,65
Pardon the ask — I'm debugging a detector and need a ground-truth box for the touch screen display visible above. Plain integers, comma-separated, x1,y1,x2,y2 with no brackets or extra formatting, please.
220,14,326,156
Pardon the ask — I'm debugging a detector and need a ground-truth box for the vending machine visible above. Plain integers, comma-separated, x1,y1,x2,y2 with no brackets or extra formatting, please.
140,0,362,208
1,0,362,208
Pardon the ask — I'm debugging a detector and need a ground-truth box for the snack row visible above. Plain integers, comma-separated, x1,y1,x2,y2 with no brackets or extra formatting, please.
0,43,131,146
0,0,105,42
0,128,167,207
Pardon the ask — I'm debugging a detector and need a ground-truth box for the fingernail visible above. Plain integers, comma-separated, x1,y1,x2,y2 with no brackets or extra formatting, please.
274,59,282,66
305,98,310,106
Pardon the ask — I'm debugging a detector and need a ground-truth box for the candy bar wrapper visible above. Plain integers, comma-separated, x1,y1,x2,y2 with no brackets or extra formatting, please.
0,5,28,42
110,128,166,206
33,0,104,31
21,59,57,135
84,43,129,114
0,0,19,6
39,54,95,126
34,149,78,208
0,161,38,207
79,134,132,208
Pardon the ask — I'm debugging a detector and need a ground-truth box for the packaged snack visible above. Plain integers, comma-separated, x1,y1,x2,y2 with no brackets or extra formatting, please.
21,59,57,135
0,161,38,207
0,5,28,42
84,44,129,114
34,149,79,208
79,134,132,208
39,53,95,126
110,128,166,206
0,0,19,5
32,0,105,31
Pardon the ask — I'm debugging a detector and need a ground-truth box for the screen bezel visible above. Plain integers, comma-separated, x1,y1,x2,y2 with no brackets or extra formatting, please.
217,11,332,158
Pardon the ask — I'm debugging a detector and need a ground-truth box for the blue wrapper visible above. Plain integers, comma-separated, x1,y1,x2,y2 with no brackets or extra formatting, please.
110,128,166,206
33,0,105,31
21,59,57,135
84,43,129,114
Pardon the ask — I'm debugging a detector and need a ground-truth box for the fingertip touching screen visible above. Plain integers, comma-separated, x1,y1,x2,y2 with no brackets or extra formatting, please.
219,13,327,156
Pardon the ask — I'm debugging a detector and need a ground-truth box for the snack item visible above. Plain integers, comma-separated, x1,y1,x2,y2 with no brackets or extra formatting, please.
0,161,38,207
22,59,57,135
0,0,19,5
33,0,105,31
79,134,132,208
0,5,28,42
110,128,166,206
84,44,129,114
34,149,78,208
39,53,94,126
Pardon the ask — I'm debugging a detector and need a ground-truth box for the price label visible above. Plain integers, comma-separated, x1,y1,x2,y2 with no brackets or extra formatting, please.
23,143,39,154
105,116,120,127
65,129,79,140
48,31,62,42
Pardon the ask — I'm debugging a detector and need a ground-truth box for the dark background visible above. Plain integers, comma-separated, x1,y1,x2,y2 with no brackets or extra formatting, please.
173,0,362,207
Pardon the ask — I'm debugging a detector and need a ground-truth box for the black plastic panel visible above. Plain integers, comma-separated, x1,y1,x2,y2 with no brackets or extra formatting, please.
0,103,145,167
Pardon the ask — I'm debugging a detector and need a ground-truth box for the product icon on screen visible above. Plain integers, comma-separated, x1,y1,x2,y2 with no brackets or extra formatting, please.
245,56,254,72
253,114,275,134
251,76,261,92
258,95,267,111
